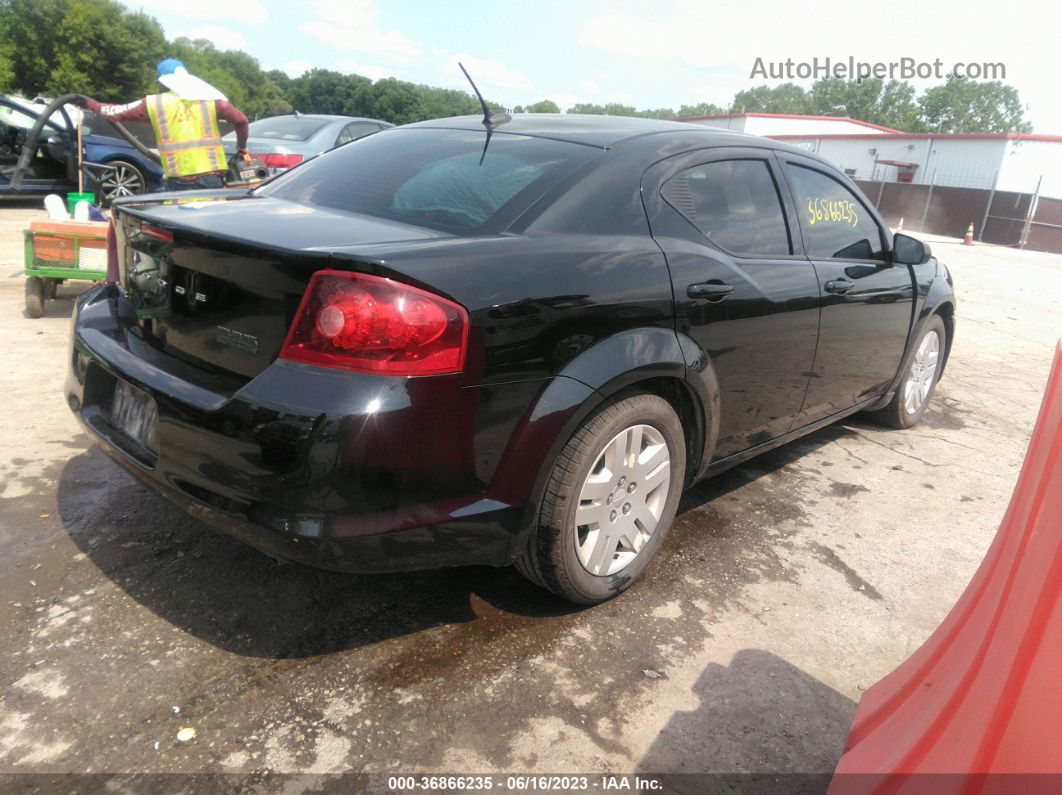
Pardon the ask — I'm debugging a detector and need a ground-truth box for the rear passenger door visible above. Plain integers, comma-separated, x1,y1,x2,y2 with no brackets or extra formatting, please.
776,154,914,424
643,148,821,459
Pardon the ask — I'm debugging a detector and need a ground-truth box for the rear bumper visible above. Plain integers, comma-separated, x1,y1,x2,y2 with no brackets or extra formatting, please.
66,283,530,573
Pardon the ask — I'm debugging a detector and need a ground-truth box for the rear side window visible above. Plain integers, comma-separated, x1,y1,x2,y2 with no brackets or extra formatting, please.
335,122,380,146
257,128,599,234
247,116,331,141
661,159,791,256
785,163,885,260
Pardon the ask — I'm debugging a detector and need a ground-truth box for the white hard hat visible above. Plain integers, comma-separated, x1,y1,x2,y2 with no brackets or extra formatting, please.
157,60,227,101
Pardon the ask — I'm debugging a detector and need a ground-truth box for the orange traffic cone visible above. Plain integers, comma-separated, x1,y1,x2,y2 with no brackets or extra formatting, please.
963,223,974,245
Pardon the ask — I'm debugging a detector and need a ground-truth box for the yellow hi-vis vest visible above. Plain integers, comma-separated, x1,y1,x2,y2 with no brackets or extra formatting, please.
146,92,226,178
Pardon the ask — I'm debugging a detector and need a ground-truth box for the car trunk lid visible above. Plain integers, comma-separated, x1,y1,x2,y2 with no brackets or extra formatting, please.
114,195,453,380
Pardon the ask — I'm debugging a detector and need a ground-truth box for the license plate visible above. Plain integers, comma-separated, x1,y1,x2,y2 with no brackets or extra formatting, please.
108,380,158,453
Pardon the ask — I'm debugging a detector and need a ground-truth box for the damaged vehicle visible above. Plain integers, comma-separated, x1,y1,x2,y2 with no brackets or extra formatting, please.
0,94,162,203
65,115,955,604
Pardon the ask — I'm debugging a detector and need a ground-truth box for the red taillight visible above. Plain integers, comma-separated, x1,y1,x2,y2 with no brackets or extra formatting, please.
141,224,173,242
280,270,469,375
260,153,304,169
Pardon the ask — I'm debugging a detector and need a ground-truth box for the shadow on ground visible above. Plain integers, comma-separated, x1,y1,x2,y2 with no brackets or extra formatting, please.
53,415,880,662
20,282,91,319
638,649,855,791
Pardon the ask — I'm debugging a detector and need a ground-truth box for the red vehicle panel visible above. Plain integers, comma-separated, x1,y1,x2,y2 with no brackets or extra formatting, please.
832,341,1062,791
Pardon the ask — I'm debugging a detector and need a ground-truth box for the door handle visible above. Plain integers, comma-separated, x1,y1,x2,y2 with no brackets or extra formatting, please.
824,279,854,294
687,282,734,300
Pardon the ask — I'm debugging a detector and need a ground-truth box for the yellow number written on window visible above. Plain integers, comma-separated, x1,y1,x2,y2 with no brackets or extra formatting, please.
806,197,860,228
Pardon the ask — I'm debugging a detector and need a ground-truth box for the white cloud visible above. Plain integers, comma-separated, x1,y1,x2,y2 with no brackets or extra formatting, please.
337,60,395,82
440,54,533,95
180,24,248,52
282,60,315,79
123,0,267,25
298,0,422,64
576,0,1062,131
553,92,582,113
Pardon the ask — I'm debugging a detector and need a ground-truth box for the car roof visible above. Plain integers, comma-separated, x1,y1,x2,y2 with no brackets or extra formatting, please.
399,113,843,175
267,114,391,125
400,113,753,148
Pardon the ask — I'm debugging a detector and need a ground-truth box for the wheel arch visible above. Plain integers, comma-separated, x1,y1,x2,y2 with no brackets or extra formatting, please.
488,326,720,562
934,299,955,375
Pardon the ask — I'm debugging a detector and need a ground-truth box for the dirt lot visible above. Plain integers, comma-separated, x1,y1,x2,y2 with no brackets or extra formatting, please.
0,200,1059,787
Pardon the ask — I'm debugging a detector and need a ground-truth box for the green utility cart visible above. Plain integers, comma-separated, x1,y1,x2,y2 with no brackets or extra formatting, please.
24,220,108,318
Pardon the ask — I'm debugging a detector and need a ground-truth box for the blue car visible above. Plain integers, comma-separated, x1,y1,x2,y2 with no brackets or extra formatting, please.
0,95,162,204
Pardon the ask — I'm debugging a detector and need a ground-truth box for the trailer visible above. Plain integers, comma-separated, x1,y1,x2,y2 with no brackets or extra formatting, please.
24,219,108,317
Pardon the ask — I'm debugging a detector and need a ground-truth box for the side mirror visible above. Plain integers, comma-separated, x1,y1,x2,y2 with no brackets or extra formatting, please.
893,232,932,266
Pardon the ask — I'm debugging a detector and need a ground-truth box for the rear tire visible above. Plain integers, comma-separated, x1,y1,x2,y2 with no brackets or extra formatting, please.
99,159,146,206
25,276,45,318
868,315,946,429
517,392,686,604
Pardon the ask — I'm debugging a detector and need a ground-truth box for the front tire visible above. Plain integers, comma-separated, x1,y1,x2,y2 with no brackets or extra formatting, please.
869,315,946,429
25,276,45,318
517,392,686,604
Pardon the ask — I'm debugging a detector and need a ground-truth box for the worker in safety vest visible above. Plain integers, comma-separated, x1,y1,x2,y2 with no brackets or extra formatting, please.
72,59,251,191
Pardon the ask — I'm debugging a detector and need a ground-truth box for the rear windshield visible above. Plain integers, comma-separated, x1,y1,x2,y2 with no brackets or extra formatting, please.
254,128,599,234
246,116,330,141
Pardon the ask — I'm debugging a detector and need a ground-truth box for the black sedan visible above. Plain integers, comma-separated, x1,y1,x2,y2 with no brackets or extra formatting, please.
66,115,955,604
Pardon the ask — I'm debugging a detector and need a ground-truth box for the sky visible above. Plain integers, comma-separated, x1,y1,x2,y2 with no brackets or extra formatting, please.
118,0,1061,132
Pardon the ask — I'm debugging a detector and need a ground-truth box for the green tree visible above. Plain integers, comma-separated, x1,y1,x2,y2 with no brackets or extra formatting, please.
566,102,606,114
918,76,1031,133
359,78,424,124
808,77,871,118
635,107,676,119
416,84,481,118
875,80,921,131
285,68,361,115
0,0,164,99
168,38,289,118
805,77,923,130
731,83,807,113
0,38,14,92
566,102,644,116
522,99,560,114
676,102,726,118
0,0,69,94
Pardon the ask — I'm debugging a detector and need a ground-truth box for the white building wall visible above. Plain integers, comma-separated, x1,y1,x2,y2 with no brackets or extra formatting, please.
685,115,891,136
997,140,1062,198
742,116,891,136
774,136,1009,191
680,116,1062,199
687,117,749,132
917,139,1007,190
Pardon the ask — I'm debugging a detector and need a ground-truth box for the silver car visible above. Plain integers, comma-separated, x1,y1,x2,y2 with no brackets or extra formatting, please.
222,114,393,172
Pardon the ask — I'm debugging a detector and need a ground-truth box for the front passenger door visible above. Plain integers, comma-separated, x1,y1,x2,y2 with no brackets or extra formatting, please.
778,155,915,424
643,148,821,459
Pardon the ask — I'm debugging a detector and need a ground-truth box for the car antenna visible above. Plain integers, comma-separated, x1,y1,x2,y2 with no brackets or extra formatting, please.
458,61,510,165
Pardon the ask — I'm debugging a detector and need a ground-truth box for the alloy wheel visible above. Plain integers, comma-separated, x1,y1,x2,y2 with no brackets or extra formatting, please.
903,330,940,415
100,163,145,202
574,423,671,576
